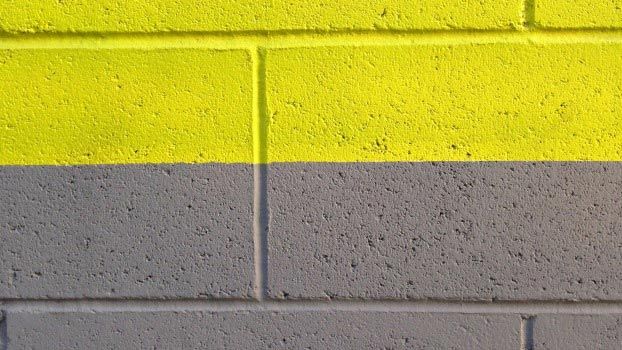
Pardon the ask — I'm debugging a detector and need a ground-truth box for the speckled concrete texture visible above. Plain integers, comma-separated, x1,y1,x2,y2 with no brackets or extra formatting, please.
1,0,622,347
0,164,254,298
265,44,622,162
536,0,622,28
0,49,253,165
534,314,622,349
0,0,522,33
268,162,622,300
5,311,519,349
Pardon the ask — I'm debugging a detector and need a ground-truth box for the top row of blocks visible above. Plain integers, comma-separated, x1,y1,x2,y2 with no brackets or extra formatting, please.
1,0,621,33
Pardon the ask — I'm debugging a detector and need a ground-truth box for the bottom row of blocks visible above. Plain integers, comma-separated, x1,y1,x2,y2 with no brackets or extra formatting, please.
1,311,620,349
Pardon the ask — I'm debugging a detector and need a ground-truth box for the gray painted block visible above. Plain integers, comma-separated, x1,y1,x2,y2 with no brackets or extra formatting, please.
0,311,5,350
0,164,254,298
268,162,622,300
6,311,519,349
534,314,622,349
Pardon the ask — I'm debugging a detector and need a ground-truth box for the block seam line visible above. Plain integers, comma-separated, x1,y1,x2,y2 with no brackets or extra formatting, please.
4,300,622,314
523,0,536,30
252,47,269,301
252,47,269,165
0,28,538,39
520,315,536,350
0,311,7,350
5,29,622,51
3,26,622,39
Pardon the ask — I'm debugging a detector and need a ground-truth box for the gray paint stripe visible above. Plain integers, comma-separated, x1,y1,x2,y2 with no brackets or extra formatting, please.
534,314,622,348
267,162,622,300
4,162,621,302
6,311,518,349
0,164,254,299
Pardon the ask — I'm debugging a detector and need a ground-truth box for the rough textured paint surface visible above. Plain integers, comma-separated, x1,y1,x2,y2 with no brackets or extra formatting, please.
3,43,621,165
537,0,622,28
6,312,519,349
0,49,253,165
0,1,523,33
1,1,622,348
534,315,622,349
0,164,254,298
266,44,622,162
268,162,622,300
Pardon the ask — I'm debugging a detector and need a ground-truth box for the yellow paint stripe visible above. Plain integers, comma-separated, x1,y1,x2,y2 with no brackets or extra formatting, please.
266,43,622,162
0,49,253,165
2,43,621,165
536,0,622,28
0,0,522,33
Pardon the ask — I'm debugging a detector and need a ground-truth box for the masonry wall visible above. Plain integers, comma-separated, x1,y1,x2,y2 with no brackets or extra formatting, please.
1,1,621,349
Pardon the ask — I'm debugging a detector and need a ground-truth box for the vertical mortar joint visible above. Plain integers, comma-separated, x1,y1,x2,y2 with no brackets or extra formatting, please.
252,47,269,301
523,0,536,30
0,311,7,350
520,315,536,350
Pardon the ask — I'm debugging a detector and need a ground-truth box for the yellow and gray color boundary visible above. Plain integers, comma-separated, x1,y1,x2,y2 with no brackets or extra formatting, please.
1,1,622,348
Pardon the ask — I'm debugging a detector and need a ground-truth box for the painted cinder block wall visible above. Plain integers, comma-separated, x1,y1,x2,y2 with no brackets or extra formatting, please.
1,1,621,349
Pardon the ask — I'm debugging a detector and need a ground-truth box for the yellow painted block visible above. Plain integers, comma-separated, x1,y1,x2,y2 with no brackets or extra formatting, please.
0,49,252,165
536,0,622,28
266,44,622,162
0,0,523,33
